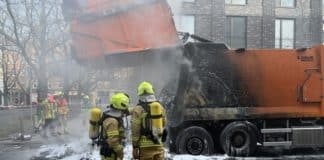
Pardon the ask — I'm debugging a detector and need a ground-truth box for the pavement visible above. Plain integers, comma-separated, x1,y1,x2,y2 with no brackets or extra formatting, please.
1,132,324,160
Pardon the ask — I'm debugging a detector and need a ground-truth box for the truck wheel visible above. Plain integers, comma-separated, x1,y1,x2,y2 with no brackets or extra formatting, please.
176,126,214,155
220,122,257,157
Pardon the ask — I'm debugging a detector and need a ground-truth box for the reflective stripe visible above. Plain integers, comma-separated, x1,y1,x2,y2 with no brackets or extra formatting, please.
140,142,163,148
139,136,163,148
107,130,119,137
119,128,124,133
132,136,140,140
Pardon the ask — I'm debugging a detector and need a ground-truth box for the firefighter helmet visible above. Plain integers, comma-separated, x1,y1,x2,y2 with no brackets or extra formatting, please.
138,81,154,96
110,93,129,110
55,91,64,96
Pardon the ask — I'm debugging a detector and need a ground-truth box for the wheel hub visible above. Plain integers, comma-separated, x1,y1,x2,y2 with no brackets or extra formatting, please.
186,137,204,155
231,132,247,148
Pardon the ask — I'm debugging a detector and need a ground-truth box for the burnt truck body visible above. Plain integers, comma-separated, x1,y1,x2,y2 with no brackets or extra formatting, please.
166,42,324,156
62,0,324,157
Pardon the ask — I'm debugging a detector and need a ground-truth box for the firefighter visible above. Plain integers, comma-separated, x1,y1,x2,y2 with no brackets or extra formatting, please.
41,95,57,137
82,95,92,111
132,81,167,160
99,93,130,160
81,95,93,126
56,91,69,134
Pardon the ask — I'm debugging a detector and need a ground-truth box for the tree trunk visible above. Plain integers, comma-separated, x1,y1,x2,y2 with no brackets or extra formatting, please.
37,62,48,100
2,52,9,106
37,0,48,101
25,87,31,105
63,72,69,101
0,90,2,105
63,45,70,102
3,86,8,106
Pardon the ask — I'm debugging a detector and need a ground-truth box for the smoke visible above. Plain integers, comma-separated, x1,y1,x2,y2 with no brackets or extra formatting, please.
167,0,183,16
68,0,188,105
104,47,184,105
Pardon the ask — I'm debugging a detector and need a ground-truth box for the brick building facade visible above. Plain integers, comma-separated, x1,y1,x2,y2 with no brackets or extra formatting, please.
174,0,322,49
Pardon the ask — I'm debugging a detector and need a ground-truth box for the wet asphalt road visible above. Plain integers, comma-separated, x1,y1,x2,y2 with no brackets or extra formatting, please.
2,109,324,160
1,139,324,160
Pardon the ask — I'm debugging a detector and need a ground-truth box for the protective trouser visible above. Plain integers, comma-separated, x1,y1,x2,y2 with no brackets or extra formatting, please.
102,117,124,160
139,146,164,160
58,114,68,134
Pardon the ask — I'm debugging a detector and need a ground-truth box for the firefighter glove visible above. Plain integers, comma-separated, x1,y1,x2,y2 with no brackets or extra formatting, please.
162,129,168,143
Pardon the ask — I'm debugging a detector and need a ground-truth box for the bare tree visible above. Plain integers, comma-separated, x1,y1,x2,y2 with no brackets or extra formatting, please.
0,0,68,100
0,46,28,105
75,69,99,96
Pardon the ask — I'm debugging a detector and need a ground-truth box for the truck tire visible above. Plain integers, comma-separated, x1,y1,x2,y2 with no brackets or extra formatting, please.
220,122,257,157
176,126,214,155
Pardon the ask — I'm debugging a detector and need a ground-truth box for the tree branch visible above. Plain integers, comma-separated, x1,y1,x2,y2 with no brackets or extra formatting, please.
5,0,38,75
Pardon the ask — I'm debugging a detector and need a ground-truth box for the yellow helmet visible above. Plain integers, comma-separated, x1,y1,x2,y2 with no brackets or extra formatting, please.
54,91,63,96
138,81,154,96
57,91,64,96
110,93,129,110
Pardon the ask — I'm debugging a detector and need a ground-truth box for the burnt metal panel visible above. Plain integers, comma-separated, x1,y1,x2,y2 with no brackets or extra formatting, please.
175,42,254,108
183,107,251,121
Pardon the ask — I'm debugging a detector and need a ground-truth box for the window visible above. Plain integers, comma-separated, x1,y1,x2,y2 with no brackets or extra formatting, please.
175,15,195,34
275,19,295,49
174,15,195,41
225,16,247,48
276,0,295,8
225,0,246,5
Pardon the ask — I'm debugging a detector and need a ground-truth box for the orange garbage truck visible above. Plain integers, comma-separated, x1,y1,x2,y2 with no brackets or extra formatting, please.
62,0,179,63
62,0,324,157
167,43,324,156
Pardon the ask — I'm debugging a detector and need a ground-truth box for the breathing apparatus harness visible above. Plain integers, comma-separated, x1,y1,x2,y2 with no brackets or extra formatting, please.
138,101,168,144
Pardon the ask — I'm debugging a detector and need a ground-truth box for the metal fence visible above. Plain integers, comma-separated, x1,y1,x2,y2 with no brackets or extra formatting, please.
0,102,82,138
